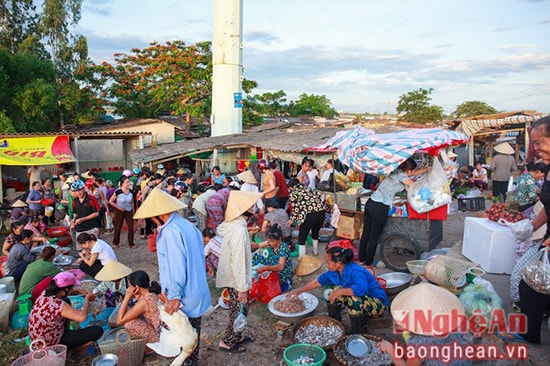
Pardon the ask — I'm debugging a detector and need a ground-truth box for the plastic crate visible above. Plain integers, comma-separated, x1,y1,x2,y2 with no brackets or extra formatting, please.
406,203,448,221
457,197,486,212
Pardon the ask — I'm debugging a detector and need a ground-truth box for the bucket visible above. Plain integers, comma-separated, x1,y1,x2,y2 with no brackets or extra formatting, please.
45,206,54,217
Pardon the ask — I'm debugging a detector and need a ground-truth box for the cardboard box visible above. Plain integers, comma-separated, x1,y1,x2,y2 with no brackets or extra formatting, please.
462,217,516,274
336,212,364,240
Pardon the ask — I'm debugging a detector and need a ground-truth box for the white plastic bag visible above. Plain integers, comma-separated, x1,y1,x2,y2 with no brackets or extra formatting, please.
507,176,515,193
408,158,452,213
522,248,550,295
105,212,114,230
498,218,533,241
233,303,247,333
62,214,71,228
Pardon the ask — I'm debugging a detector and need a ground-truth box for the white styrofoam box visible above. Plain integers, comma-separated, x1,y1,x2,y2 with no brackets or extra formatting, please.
462,217,517,274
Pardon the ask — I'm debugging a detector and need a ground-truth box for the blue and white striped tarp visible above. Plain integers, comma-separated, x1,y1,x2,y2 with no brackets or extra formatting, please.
456,114,547,137
315,127,468,175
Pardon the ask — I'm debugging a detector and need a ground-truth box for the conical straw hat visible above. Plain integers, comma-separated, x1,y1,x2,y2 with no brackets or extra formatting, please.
133,187,187,219
494,142,514,155
237,170,257,184
295,255,324,276
11,199,27,208
95,261,132,281
391,283,465,336
225,191,262,222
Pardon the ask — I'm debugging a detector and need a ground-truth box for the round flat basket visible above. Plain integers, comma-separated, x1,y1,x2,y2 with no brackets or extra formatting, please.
283,343,326,366
333,334,393,366
293,316,346,349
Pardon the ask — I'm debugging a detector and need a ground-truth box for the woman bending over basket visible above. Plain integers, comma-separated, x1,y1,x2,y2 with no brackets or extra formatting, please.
116,270,161,348
28,272,103,350
287,247,388,334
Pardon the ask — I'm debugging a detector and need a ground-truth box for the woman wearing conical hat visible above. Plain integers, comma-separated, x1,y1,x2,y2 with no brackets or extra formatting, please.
216,190,262,353
490,142,517,202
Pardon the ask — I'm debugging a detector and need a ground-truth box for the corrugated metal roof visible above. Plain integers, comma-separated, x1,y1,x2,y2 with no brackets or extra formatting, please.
129,126,345,163
0,131,151,138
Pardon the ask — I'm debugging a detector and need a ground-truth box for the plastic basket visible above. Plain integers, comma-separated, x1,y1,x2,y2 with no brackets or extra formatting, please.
11,339,67,366
98,329,146,366
457,197,485,212
283,344,326,366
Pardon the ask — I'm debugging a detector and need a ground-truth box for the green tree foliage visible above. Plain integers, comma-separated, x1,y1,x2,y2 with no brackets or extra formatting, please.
77,40,213,131
0,0,45,56
396,88,444,124
0,48,57,132
255,90,288,116
0,111,16,133
452,101,498,119
288,93,339,118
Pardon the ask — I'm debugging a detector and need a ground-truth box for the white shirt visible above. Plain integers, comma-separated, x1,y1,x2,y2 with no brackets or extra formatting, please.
91,239,117,265
307,169,318,190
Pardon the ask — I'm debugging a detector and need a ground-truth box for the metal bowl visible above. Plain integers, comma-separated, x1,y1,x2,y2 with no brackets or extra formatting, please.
377,272,412,296
319,228,334,242
92,353,118,366
268,292,318,323
345,334,372,358
53,255,75,266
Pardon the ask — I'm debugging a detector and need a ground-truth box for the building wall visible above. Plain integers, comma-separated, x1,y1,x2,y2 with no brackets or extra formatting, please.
104,123,175,147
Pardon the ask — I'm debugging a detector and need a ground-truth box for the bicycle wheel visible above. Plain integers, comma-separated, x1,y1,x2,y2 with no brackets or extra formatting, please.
380,234,421,272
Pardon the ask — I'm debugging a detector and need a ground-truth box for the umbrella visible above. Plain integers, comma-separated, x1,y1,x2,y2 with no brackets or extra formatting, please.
314,127,468,175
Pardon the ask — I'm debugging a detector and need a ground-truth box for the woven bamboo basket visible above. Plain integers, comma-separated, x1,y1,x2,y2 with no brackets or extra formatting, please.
293,316,346,349
98,329,147,366
334,334,392,366
425,255,481,294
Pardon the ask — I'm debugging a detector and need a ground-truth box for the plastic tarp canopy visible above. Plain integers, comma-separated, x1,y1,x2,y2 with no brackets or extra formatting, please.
313,127,468,175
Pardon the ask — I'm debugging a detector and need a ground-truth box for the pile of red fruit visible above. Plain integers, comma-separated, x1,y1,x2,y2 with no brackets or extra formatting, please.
485,203,526,222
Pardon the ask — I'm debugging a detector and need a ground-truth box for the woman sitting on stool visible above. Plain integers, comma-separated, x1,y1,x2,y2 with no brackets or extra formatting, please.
76,233,117,277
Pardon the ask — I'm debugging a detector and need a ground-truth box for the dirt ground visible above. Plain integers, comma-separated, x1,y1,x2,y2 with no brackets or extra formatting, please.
3,199,549,365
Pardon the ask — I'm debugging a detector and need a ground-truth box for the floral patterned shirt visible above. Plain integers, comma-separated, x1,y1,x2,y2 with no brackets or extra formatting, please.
252,242,293,286
289,184,325,225
29,294,66,346
515,173,538,207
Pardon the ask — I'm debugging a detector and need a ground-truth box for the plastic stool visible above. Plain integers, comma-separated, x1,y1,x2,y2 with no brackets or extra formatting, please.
17,294,32,315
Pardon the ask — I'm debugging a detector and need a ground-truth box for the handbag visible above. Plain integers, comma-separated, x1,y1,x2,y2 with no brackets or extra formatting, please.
522,248,550,295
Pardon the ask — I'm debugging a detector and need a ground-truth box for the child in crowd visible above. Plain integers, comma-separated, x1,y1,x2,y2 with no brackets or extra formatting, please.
202,227,222,277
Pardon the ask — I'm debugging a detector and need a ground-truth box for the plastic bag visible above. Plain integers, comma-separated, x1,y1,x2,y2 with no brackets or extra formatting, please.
250,270,281,304
105,212,114,230
498,218,533,241
233,303,247,333
408,158,452,213
63,214,71,228
459,276,504,323
522,248,550,294
441,150,458,180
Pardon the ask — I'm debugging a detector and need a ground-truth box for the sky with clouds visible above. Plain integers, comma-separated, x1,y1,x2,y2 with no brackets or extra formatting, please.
77,0,550,114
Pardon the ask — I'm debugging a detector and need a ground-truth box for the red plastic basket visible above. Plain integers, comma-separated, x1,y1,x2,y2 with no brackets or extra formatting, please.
46,226,69,238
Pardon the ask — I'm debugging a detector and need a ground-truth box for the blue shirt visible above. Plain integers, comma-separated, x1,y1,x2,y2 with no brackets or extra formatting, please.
317,262,389,307
211,173,226,185
156,212,211,318
370,170,409,207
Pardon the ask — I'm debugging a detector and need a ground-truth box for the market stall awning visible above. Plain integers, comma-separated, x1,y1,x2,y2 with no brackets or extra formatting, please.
455,114,547,137
0,135,76,165
315,127,468,175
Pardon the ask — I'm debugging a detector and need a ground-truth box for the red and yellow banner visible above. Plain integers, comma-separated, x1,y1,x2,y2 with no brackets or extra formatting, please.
0,135,76,165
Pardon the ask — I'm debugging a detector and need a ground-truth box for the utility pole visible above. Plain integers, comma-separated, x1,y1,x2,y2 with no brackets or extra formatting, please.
211,0,243,137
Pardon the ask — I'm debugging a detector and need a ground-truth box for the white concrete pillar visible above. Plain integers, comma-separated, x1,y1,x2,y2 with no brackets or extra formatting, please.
211,0,243,137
